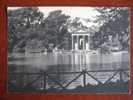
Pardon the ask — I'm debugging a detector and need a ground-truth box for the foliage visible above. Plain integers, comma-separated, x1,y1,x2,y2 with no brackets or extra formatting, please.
41,10,70,49
8,7,44,52
8,8,70,52
8,7,130,53
92,7,130,50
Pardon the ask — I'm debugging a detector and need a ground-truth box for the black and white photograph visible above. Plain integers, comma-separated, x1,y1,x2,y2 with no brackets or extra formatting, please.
8,7,130,93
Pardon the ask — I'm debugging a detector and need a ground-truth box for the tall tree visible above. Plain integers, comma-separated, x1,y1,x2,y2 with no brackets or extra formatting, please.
92,7,130,50
8,7,44,52
42,10,70,49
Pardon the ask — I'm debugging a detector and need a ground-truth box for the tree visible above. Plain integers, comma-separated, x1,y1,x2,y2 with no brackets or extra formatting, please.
8,7,44,52
42,10,70,49
92,7,130,50
8,8,71,52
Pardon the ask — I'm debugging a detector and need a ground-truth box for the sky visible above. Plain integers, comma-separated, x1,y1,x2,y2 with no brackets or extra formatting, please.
8,7,101,29
8,6,100,19
39,7,100,19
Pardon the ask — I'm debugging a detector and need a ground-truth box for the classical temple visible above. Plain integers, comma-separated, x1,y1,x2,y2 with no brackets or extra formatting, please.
71,32,90,51
67,18,92,51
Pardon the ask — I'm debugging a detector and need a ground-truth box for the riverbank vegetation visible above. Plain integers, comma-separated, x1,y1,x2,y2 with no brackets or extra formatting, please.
8,7,130,53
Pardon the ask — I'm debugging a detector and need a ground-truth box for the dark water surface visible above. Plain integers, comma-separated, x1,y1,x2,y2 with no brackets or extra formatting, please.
8,52,130,90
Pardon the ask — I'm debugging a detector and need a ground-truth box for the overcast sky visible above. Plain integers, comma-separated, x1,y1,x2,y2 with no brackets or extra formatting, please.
8,7,100,19
8,7,102,30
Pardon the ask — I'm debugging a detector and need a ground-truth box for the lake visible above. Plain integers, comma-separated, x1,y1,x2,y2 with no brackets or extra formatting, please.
8,51,130,90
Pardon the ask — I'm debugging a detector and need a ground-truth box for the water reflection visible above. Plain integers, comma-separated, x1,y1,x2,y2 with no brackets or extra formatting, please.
8,52,129,89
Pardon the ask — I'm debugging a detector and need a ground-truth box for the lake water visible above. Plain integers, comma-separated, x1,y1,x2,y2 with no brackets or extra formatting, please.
8,52,130,90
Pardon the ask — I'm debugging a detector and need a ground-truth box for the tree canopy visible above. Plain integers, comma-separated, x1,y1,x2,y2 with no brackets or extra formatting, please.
8,8,70,52
8,7,130,53
92,7,130,50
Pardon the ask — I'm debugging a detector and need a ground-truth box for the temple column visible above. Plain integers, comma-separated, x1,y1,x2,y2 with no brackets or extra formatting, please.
75,35,77,50
87,35,90,50
77,35,79,50
72,35,73,50
85,35,88,50
83,35,85,50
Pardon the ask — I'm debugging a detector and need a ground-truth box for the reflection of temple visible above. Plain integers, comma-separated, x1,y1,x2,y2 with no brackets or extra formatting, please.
71,32,90,51
71,53,90,71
